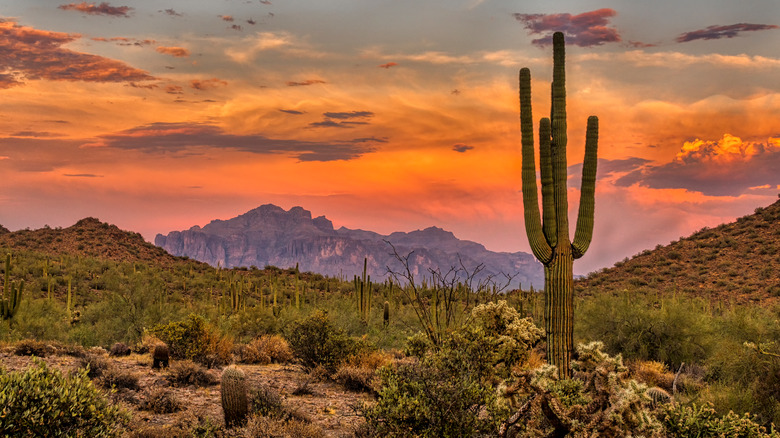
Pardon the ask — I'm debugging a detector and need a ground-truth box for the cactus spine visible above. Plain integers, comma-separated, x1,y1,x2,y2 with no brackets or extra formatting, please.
2,253,24,321
221,366,249,428
519,32,598,377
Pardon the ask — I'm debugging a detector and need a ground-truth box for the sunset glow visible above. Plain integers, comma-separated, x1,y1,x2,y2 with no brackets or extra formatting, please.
1,1,779,274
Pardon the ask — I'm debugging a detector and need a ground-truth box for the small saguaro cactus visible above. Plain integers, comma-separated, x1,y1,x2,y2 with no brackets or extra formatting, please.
221,366,249,428
353,257,372,323
383,300,390,327
519,31,599,377
2,253,24,321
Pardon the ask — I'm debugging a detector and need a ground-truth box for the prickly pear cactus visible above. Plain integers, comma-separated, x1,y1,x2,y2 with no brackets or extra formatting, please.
221,366,249,428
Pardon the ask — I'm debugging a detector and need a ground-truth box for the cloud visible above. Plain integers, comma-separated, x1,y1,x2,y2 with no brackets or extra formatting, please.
92,36,156,46
156,46,190,57
10,131,59,138
616,134,780,196
309,120,353,129
85,122,377,161
452,144,474,153
165,84,184,94
190,78,228,90
379,62,398,69
513,8,621,47
260,0,272,4
322,111,373,120
286,79,326,86
279,109,305,115
0,20,154,86
677,23,779,43
231,24,243,31
58,2,132,17
63,173,103,178
161,8,182,17
219,15,234,22
247,19,256,25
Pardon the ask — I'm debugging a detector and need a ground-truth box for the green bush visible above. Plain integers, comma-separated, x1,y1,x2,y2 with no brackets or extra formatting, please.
0,359,129,437
150,313,233,367
285,310,365,372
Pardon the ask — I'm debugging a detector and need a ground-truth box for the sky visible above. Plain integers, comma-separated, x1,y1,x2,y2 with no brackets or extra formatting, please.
0,0,778,275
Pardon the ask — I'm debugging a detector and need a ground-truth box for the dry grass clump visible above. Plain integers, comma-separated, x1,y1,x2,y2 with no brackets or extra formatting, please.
139,388,182,414
79,353,112,379
101,367,140,390
628,360,675,391
13,339,55,357
167,360,218,387
246,415,325,438
333,350,393,393
240,334,294,364
109,342,131,356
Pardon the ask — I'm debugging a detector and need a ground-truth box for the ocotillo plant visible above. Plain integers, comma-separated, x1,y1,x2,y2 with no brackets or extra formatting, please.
2,253,24,321
519,31,598,377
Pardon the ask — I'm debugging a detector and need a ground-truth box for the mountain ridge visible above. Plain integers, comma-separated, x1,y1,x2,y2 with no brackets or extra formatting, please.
155,204,544,288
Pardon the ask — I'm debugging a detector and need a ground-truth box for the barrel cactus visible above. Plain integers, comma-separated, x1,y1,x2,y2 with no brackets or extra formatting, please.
221,366,249,428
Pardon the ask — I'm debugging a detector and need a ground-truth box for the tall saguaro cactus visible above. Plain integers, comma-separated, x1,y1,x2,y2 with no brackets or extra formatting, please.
2,253,24,321
519,32,599,377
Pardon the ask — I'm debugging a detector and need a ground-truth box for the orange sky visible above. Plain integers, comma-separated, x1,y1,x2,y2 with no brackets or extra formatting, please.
1,2,779,274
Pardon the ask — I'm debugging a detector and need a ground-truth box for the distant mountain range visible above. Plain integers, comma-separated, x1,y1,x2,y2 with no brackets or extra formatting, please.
155,204,544,289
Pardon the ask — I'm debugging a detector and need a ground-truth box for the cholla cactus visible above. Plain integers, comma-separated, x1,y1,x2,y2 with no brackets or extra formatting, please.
221,366,249,428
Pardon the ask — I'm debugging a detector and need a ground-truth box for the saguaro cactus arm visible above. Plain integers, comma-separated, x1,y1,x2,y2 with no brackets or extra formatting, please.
519,68,553,264
572,116,599,259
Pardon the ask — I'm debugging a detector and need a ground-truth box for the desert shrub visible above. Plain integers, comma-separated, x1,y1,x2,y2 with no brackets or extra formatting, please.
0,359,129,437
139,387,182,414
109,342,131,356
240,334,294,365
79,353,112,379
246,414,325,438
661,403,778,438
362,301,543,437
9,298,70,342
150,313,233,367
285,310,366,372
167,360,217,387
13,338,55,357
629,359,675,391
100,367,140,390
333,365,377,392
250,382,285,417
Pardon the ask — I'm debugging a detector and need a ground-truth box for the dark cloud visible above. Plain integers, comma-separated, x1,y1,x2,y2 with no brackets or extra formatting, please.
379,62,398,69
309,120,352,129
161,8,182,17
156,46,190,57
247,19,256,25
568,157,651,180
286,79,326,86
513,8,621,47
260,0,272,4
349,137,388,143
88,122,376,161
0,20,154,86
676,23,779,43
614,136,780,196
92,37,156,46
165,84,184,94
63,173,103,178
279,109,305,115
452,144,474,153
323,111,373,120
190,78,228,90
58,2,132,17
231,24,243,31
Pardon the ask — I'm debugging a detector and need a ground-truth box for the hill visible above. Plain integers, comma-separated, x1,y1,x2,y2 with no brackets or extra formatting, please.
576,197,780,304
155,204,544,289
0,218,189,267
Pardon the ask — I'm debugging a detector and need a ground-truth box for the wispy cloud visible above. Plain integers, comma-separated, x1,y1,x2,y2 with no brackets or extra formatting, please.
83,122,378,161
190,78,228,90
91,36,156,46
323,111,373,119
58,2,132,17
161,8,182,17
279,109,305,115
286,79,326,86
156,46,190,57
379,62,398,69
0,20,153,87
452,144,474,153
63,173,103,178
513,8,621,47
219,15,234,22
677,23,779,43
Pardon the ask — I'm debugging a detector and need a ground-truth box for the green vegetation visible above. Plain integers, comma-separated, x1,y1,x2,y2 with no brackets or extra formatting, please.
519,31,599,377
0,359,129,437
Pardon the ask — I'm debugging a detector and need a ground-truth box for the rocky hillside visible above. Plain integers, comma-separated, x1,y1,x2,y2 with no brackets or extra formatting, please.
156,204,544,289
576,197,780,304
0,218,189,267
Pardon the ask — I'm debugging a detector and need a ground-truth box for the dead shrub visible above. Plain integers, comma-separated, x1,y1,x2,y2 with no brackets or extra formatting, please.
139,388,182,414
167,360,218,387
629,359,675,391
13,339,54,357
333,365,378,393
101,367,140,390
109,342,131,357
79,353,112,379
246,414,325,438
241,335,294,364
